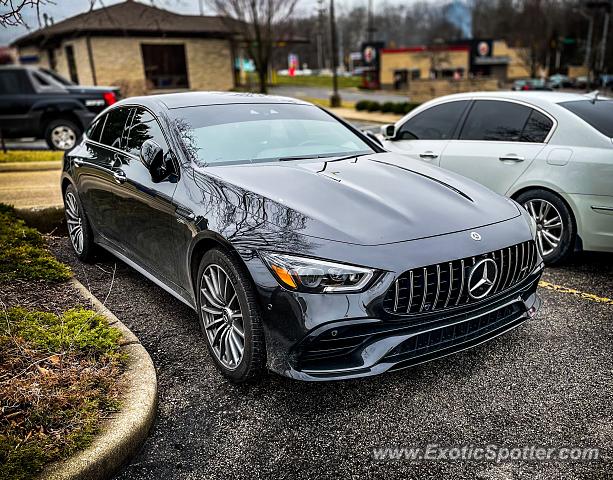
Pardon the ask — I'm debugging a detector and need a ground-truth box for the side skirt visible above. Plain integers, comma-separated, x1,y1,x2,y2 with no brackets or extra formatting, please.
95,239,197,311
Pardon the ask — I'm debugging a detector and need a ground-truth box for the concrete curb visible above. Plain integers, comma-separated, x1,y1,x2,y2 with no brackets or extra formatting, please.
15,205,65,234
0,160,62,172
39,278,158,480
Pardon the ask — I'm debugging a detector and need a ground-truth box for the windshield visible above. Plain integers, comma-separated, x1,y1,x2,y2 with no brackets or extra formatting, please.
170,103,374,166
560,99,613,137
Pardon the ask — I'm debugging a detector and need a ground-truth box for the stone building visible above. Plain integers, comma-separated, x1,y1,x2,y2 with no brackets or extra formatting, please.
10,0,239,94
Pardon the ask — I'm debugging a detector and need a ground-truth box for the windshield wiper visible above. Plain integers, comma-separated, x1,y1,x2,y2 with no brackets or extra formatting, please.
278,152,372,162
278,154,335,162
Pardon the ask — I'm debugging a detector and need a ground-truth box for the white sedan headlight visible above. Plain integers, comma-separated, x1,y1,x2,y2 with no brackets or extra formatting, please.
259,252,376,293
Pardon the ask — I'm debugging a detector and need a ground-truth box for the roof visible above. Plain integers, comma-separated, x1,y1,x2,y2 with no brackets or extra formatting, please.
117,92,312,110
428,90,599,106
11,0,241,47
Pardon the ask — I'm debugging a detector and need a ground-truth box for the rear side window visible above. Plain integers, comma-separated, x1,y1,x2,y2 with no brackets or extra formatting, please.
397,100,469,140
86,116,106,142
124,107,168,156
520,110,553,142
0,70,34,94
460,100,532,142
99,107,132,149
559,100,613,137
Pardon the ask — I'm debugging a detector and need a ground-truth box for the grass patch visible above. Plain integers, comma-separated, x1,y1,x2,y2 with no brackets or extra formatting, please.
298,96,356,109
244,72,363,90
0,307,124,480
274,74,362,89
0,204,71,282
0,151,63,164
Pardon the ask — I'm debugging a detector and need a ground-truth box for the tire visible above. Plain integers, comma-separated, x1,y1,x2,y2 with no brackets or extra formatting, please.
196,248,266,383
516,189,575,265
44,119,81,151
63,184,96,262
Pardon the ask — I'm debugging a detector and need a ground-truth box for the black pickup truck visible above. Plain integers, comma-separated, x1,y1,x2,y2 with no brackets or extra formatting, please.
0,65,120,150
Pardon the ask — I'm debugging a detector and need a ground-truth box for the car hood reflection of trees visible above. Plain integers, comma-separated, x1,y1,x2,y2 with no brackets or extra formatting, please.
167,116,521,248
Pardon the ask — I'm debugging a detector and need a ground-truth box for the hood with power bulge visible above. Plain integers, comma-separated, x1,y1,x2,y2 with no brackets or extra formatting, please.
203,152,520,246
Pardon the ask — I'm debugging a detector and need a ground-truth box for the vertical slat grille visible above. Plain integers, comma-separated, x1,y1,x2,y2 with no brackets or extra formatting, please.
383,240,538,315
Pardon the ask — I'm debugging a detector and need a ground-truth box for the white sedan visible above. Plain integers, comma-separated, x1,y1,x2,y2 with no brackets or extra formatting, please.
379,91,613,264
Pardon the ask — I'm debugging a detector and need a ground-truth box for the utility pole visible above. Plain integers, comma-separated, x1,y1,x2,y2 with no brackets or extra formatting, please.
367,0,375,42
329,0,341,107
599,9,610,72
577,8,594,84
317,0,325,69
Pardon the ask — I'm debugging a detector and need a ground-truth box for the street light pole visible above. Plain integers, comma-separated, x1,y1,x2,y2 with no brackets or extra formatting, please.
329,0,341,108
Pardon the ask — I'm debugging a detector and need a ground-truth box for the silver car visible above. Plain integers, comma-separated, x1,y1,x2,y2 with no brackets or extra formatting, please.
380,91,613,264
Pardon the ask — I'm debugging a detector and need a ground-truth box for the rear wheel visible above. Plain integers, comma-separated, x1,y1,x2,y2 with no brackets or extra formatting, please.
196,248,266,383
45,119,81,150
516,189,575,265
63,184,96,262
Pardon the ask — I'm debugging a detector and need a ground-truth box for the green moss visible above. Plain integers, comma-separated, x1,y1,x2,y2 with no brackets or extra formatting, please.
6,307,122,356
0,203,71,282
0,307,124,480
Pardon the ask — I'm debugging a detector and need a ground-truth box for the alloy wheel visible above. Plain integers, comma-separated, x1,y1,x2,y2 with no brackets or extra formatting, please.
200,264,245,370
51,125,76,150
524,199,563,256
65,191,84,254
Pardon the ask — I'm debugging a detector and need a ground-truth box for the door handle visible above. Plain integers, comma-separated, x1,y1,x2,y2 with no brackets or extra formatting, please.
112,169,127,184
419,151,439,159
499,155,525,162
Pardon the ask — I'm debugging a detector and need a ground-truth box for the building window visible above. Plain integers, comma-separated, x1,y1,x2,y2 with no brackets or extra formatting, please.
47,48,57,70
64,45,78,84
141,44,189,90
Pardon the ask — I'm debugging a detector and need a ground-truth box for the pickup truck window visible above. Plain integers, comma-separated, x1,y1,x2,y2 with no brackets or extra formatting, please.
0,70,34,94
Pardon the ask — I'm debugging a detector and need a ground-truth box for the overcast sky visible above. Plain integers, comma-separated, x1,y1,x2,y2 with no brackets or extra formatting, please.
0,0,393,45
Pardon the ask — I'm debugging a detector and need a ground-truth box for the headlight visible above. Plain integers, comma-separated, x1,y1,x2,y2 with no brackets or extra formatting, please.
259,252,376,293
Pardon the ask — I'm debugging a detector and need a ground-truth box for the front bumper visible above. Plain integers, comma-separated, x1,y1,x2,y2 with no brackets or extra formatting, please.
239,213,543,381
259,264,542,381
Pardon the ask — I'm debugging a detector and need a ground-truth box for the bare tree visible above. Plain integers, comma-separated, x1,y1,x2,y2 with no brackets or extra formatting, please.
207,0,298,93
0,0,50,28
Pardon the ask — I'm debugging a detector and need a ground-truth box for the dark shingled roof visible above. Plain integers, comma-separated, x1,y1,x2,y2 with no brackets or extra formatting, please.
11,0,241,47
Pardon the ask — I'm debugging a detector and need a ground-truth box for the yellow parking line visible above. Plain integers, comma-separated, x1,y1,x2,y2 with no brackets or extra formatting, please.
539,280,613,305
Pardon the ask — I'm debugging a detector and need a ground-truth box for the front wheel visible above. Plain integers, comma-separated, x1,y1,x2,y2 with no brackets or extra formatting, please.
63,185,96,262
516,189,575,265
196,248,266,383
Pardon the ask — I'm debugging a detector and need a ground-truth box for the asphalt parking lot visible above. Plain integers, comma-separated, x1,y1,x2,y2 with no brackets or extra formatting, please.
49,238,612,480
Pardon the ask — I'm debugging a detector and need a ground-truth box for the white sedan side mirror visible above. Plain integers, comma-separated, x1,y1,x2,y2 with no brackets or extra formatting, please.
381,124,396,140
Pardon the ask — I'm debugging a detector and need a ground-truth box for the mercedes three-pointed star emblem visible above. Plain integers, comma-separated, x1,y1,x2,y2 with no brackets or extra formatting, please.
467,258,498,299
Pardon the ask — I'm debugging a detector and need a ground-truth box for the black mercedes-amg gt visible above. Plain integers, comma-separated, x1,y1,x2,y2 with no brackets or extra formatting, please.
62,93,543,382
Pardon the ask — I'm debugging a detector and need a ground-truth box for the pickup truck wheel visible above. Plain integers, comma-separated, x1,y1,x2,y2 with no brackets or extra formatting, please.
45,119,81,150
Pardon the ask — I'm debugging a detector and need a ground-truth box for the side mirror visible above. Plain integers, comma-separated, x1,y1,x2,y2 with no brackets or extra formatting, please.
140,139,163,171
381,124,396,140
